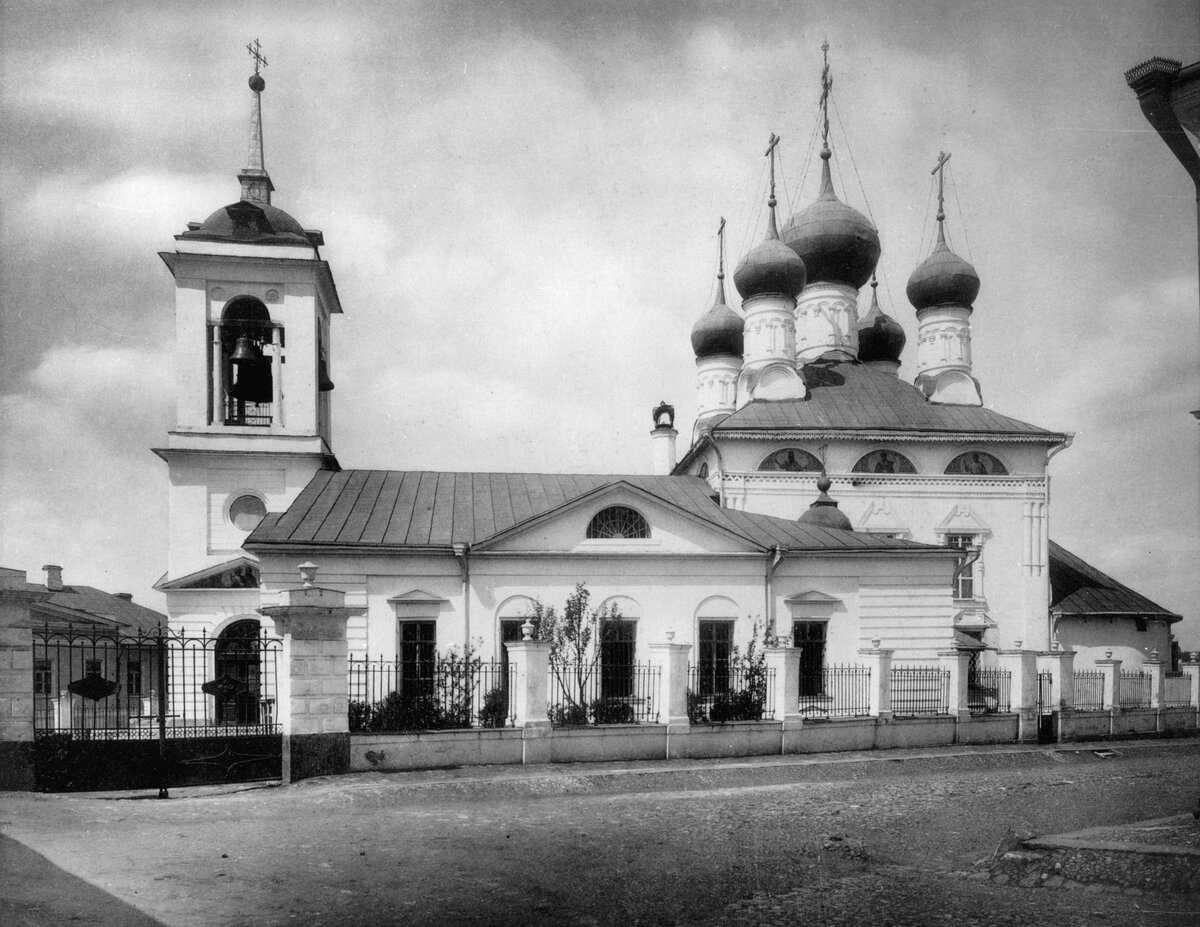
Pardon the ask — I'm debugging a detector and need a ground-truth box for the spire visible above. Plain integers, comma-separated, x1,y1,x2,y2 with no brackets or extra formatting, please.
931,150,951,246
239,39,275,205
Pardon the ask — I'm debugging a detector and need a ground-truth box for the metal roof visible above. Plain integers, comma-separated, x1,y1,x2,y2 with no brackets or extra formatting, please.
246,470,949,555
0,568,166,632
1049,541,1181,621
712,361,1065,439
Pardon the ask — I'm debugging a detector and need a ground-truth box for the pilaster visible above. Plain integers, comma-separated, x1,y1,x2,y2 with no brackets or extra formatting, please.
998,649,1039,742
1095,657,1122,711
648,640,691,732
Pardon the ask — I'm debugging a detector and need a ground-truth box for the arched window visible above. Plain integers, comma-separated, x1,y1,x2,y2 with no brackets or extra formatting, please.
852,450,916,474
587,506,649,539
221,297,276,426
759,448,822,472
945,451,1008,475
210,619,265,725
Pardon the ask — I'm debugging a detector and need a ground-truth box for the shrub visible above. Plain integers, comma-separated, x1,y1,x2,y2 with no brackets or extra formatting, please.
478,686,509,728
591,697,635,725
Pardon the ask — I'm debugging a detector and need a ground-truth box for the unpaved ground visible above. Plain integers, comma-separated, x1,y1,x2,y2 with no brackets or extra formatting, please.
2,741,1198,926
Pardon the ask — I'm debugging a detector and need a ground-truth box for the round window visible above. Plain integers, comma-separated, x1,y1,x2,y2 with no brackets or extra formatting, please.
229,494,267,531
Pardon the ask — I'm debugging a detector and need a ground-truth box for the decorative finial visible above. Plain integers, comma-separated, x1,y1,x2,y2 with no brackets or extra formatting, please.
717,216,726,281
931,150,951,243
247,38,268,91
819,41,832,153
521,618,534,641
298,562,318,588
765,133,781,237
870,273,879,303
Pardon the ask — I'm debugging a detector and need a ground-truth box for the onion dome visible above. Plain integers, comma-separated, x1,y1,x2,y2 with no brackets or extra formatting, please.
691,270,744,358
906,224,979,311
798,474,854,531
857,277,906,364
781,149,880,289
734,201,806,300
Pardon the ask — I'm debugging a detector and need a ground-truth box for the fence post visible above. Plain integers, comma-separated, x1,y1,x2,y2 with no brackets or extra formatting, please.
1144,654,1165,712
998,648,1038,742
764,644,803,753
1095,655,1122,711
1038,647,1076,742
505,621,551,765
648,638,690,753
0,573,43,790
940,649,972,725
858,643,893,721
258,564,357,784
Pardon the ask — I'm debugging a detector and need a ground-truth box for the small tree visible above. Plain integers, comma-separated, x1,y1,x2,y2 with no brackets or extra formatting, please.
529,583,623,724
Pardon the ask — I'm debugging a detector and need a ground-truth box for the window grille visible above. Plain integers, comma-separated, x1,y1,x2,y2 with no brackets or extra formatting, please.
587,506,649,539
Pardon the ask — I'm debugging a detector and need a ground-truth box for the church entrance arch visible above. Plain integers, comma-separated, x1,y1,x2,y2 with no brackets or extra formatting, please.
213,619,265,724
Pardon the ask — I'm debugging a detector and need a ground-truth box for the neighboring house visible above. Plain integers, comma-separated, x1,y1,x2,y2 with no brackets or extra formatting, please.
1,565,165,732
1048,541,1182,668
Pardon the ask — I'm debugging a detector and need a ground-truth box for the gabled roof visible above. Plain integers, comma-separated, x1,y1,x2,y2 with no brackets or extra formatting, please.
709,361,1067,440
0,571,166,634
1049,540,1181,622
155,556,260,591
245,470,952,556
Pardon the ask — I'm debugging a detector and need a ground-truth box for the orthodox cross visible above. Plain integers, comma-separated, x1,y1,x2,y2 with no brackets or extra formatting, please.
765,132,781,204
819,40,832,149
717,216,726,278
247,38,268,75
931,150,951,222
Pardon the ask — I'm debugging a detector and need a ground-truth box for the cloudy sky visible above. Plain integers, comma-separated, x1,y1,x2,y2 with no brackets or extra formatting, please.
2,0,1198,645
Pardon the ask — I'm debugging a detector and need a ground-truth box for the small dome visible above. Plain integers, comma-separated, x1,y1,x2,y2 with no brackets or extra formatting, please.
797,475,854,531
857,280,906,364
691,275,744,358
182,200,312,246
906,233,980,311
781,152,880,289
733,211,806,301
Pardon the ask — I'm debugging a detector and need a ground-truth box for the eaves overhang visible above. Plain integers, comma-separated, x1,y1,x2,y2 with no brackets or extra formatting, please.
158,251,344,315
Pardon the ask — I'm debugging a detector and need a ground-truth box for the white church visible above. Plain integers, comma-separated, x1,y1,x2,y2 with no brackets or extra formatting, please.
153,53,1181,693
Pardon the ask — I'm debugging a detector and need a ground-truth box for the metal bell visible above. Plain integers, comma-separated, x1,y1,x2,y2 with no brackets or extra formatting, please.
230,335,263,365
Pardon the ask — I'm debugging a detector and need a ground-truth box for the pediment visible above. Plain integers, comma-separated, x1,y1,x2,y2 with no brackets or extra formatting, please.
786,590,842,605
856,498,910,536
475,481,761,555
935,504,992,538
386,589,448,606
156,557,260,590
785,589,844,619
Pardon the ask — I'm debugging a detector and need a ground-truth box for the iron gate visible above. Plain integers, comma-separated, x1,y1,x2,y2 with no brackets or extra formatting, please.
1036,670,1056,744
32,623,282,793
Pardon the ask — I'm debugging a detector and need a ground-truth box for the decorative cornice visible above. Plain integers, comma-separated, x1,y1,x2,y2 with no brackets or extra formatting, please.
715,429,1069,445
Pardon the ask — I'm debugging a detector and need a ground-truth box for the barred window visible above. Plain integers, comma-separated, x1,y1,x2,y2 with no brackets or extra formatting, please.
587,506,649,540
34,660,52,696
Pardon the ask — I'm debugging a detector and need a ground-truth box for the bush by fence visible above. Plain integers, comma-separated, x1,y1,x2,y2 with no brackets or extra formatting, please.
548,661,660,726
686,664,775,723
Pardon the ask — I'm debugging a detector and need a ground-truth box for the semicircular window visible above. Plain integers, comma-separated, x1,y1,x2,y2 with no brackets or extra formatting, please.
759,448,823,472
852,450,916,474
587,506,650,539
945,451,1008,475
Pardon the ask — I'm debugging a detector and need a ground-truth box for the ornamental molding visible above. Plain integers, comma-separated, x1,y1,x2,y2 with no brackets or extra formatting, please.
715,429,1068,445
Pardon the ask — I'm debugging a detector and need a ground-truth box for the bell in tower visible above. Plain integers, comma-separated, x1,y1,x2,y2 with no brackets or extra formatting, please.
220,297,276,422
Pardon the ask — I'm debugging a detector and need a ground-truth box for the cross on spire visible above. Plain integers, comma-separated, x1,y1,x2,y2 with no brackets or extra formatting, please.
819,40,832,151
765,132,780,206
717,216,726,278
247,38,268,75
931,150,951,222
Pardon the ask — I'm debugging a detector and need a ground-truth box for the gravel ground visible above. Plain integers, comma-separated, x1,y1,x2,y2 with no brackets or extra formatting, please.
2,740,1198,926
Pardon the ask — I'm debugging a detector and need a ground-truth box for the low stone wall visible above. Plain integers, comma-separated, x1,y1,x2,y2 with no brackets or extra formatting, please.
787,718,875,754
1112,708,1157,737
1068,710,1112,741
873,717,957,750
957,713,1020,745
670,721,782,759
548,724,667,763
352,729,523,772
1160,707,1198,732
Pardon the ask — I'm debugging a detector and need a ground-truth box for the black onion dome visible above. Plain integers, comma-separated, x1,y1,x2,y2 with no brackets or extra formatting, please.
691,275,744,358
797,474,854,531
781,152,880,289
733,209,806,300
857,281,906,364
182,200,312,246
906,230,980,311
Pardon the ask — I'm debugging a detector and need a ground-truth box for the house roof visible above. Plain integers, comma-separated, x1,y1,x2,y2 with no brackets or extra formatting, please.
0,568,166,632
710,360,1067,440
245,469,951,556
1049,541,1181,622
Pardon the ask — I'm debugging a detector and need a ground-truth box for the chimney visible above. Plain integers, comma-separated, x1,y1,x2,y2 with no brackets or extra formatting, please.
114,593,133,602
42,564,63,592
650,401,678,476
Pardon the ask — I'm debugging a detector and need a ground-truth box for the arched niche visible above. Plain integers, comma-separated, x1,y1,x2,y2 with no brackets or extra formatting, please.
945,451,1008,476
852,450,916,474
759,448,823,472
694,595,739,620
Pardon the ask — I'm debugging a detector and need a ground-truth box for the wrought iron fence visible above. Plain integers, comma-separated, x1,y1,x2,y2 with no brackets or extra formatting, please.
548,661,660,725
1073,670,1105,710
796,664,871,719
968,668,1012,714
1163,673,1193,708
686,664,775,723
1118,670,1152,709
1037,671,1054,714
33,623,281,739
347,655,514,732
889,665,950,716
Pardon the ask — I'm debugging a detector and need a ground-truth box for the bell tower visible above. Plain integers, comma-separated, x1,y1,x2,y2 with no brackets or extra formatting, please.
154,43,342,591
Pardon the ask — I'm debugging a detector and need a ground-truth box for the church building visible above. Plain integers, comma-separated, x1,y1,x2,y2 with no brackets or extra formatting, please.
153,50,1180,694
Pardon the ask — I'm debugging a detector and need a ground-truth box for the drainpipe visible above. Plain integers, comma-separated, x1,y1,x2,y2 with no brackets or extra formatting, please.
764,546,784,637
453,543,470,651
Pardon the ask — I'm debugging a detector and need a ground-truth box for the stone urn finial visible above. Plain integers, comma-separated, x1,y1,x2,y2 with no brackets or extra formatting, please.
666,629,675,642
521,618,534,641
298,562,318,588
1105,648,1113,660
1150,649,1159,661
1014,639,1022,651
871,637,881,650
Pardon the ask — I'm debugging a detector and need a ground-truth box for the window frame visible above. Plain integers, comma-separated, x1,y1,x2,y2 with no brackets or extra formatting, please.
792,620,828,697
946,533,980,600
397,620,437,700
586,506,650,540
697,619,734,697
